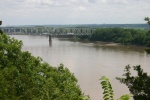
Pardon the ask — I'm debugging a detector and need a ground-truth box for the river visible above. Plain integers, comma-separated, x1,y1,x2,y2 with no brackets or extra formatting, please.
11,35,150,100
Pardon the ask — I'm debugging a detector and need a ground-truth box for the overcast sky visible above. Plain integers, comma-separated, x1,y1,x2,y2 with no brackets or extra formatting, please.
0,0,150,26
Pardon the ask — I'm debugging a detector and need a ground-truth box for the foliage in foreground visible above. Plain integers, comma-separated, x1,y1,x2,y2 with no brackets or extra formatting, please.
116,65,150,100
100,76,114,100
100,76,130,100
0,33,88,100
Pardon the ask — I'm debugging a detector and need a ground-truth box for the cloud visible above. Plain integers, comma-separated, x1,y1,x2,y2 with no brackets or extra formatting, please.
0,0,150,25
78,6,86,11
88,0,98,3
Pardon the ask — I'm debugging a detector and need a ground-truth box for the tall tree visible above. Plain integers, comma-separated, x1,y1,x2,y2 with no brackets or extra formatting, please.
0,20,3,34
144,17,150,47
144,17,150,28
0,20,2,25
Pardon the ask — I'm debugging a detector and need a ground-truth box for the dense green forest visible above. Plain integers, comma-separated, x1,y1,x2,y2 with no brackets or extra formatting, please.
78,17,150,47
78,28,150,46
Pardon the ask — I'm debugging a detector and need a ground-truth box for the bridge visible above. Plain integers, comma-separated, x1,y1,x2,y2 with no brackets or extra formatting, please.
1,27,96,36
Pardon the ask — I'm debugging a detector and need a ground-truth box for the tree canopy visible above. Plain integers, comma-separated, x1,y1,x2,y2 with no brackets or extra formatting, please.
0,20,3,34
116,65,150,100
144,17,150,26
84,28,150,46
0,32,88,100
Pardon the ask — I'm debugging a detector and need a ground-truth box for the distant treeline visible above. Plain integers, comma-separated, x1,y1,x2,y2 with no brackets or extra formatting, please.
2,24,149,29
75,24,149,29
78,28,150,46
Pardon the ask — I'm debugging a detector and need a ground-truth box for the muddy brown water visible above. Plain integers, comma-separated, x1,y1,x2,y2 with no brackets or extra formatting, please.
11,35,150,100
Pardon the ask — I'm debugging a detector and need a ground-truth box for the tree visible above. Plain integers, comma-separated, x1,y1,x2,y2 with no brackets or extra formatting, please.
89,28,147,46
144,17,150,28
0,32,88,100
119,31,133,44
144,17,150,32
0,20,3,34
100,76,130,100
0,20,2,25
144,17,150,54
116,65,150,100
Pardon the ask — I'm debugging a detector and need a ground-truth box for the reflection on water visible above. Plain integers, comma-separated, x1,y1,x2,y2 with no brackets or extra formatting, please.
10,35,150,100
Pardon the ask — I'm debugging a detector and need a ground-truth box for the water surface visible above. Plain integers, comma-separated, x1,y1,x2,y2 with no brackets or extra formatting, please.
11,35,150,100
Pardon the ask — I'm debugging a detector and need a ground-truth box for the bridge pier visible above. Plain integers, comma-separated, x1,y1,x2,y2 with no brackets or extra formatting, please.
49,34,52,46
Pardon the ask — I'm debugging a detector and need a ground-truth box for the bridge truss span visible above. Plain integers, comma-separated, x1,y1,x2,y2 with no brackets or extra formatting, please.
1,27,96,36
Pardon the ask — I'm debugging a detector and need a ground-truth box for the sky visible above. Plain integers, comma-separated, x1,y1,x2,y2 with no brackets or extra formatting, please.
0,0,150,26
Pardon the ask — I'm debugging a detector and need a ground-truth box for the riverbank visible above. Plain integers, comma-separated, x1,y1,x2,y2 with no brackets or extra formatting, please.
75,28,150,47
60,35,150,55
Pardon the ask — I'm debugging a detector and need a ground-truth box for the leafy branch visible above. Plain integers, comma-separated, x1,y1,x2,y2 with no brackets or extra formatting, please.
100,76,131,100
100,76,114,100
